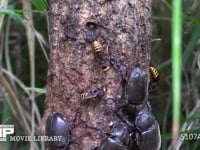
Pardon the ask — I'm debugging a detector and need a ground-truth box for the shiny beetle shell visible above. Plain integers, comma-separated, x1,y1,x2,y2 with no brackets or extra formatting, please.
135,110,161,150
127,67,148,105
98,125,129,150
98,67,161,150
45,112,69,150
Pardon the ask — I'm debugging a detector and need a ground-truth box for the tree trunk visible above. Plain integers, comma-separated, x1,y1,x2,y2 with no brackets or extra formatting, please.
40,0,152,149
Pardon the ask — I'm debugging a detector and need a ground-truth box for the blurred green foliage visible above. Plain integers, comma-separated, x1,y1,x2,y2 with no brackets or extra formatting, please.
152,0,200,149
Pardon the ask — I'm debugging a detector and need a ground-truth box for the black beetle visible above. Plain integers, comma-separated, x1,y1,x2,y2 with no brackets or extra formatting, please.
45,112,69,150
134,110,161,150
98,67,161,150
126,67,161,150
126,67,148,105
98,124,130,150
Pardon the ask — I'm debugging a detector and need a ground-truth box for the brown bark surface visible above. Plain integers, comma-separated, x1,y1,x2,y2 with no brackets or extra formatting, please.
40,0,152,149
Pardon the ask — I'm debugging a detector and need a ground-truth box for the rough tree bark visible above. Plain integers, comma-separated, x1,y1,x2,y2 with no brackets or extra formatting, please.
40,0,152,149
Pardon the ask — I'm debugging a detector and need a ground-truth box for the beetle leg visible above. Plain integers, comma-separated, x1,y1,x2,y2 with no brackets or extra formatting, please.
135,110,161,150
145,100,152,112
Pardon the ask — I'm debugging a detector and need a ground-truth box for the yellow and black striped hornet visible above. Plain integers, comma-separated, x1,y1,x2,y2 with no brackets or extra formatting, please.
80,87,107,102
149,64,160,92
93,40,102,54
150,66,159,81
80,92,88,99
92,40,110,72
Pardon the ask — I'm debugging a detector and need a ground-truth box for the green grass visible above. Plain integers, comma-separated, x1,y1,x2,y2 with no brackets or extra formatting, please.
0,0,48,149
172,0,182,142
